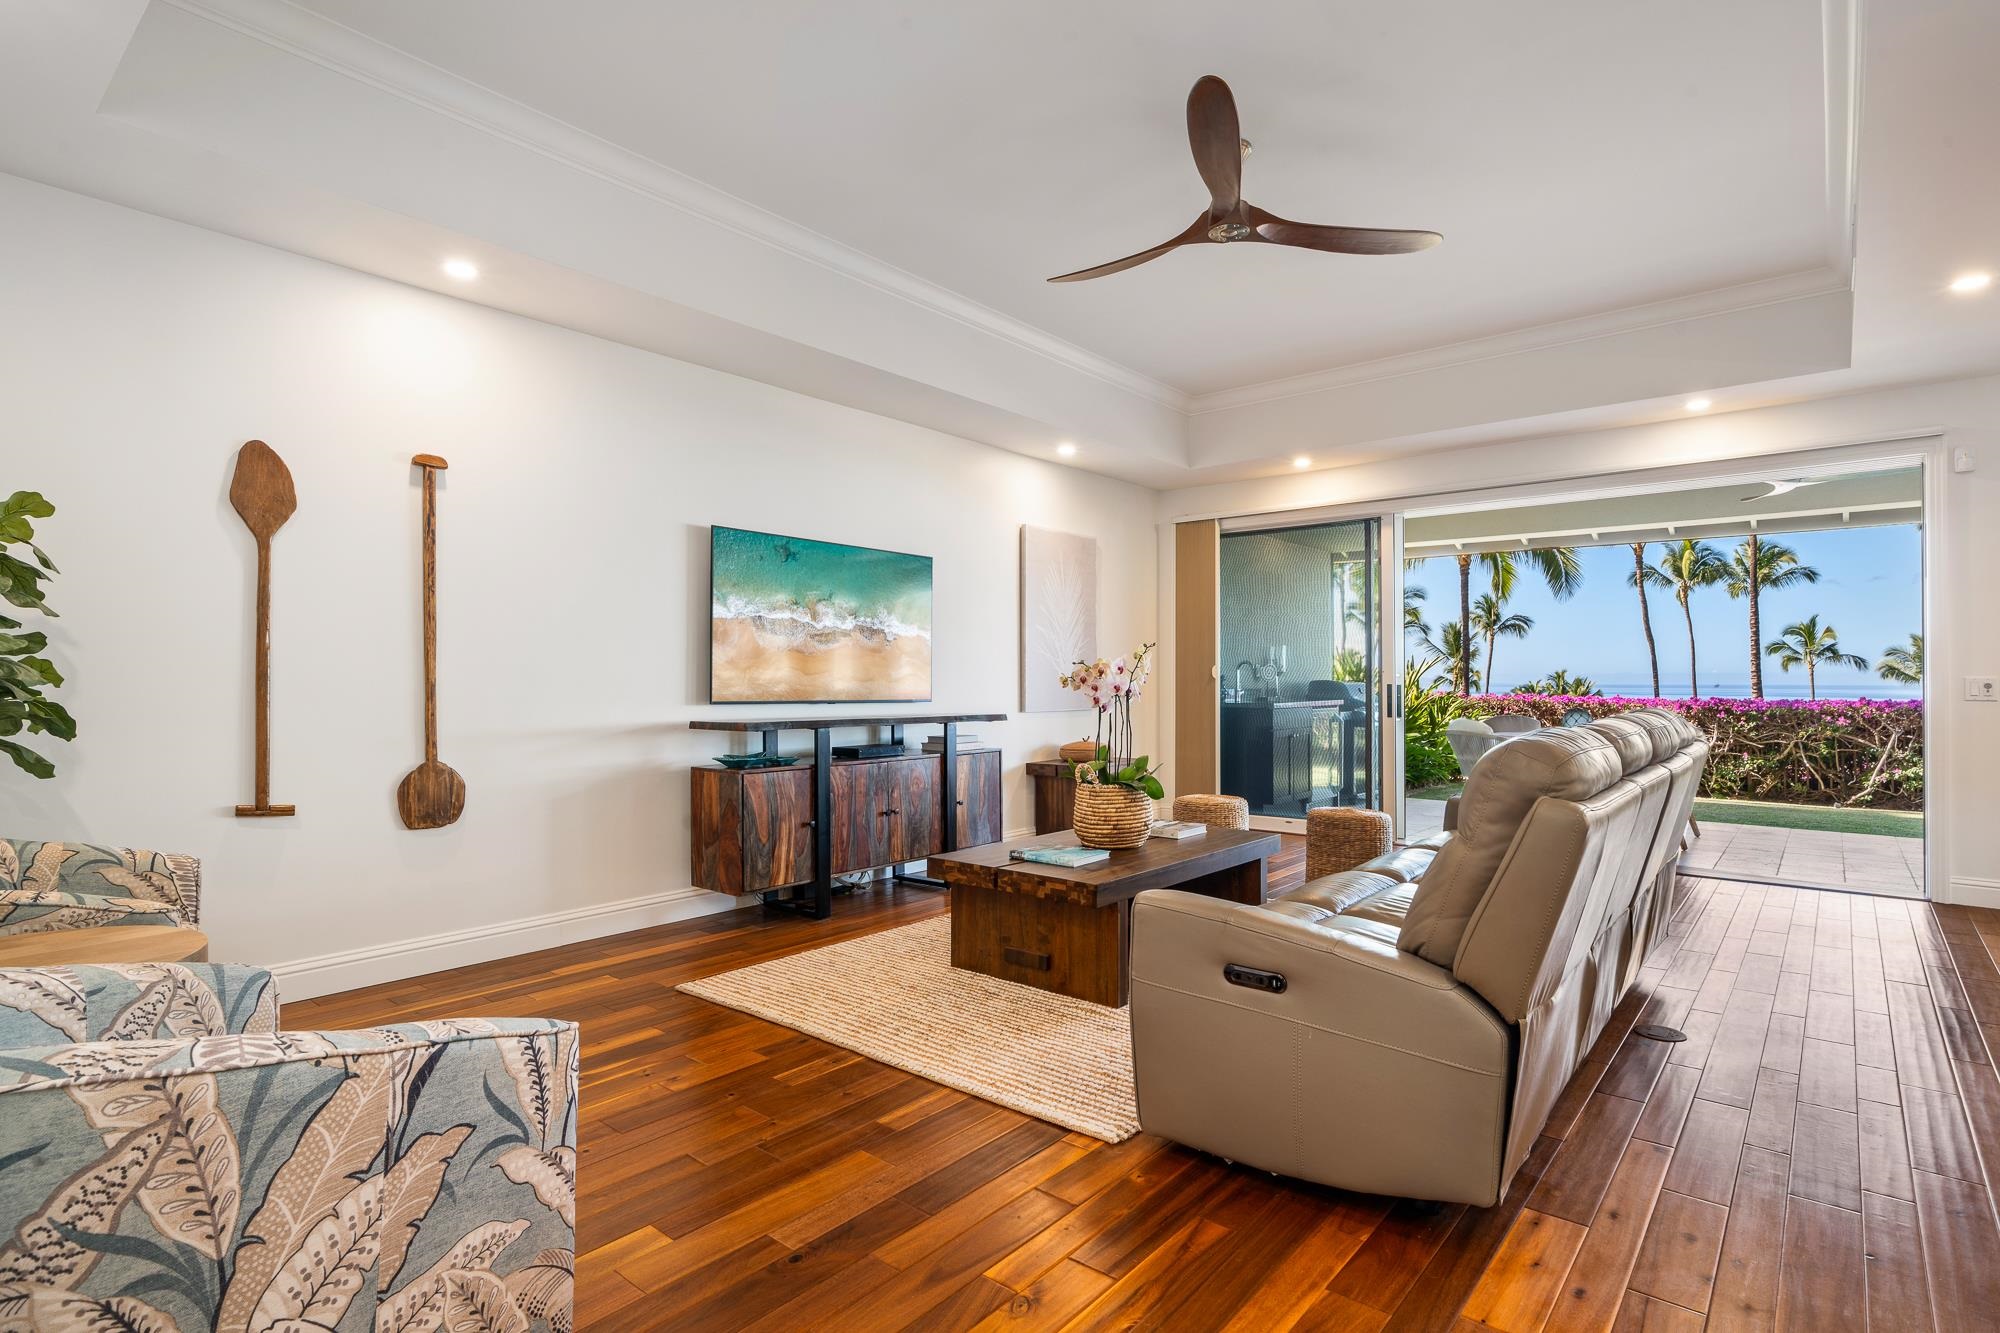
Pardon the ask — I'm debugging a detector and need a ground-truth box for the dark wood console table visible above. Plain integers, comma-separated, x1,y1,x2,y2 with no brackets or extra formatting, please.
689,713,1005,919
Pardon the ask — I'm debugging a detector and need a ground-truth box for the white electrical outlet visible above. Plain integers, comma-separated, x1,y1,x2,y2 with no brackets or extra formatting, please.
1968,677,1997,702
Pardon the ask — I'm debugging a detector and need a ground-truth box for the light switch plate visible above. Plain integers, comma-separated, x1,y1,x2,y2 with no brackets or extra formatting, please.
1967,676,1997,702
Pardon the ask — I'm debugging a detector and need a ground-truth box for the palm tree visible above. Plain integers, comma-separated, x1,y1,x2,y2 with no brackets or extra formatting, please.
1429,622,1480,692
1470,592,1533,695
1725,536,1819,698
1515,670,1601,696
1454,547,1581,696
1878,633,1923,685
1404,584,1431,642
1765,615,1868,700
1641,540,1729,697
1627,542,1661,697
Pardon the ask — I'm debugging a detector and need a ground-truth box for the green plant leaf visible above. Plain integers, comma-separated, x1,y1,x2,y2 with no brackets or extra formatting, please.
1139,775,1165,800
0,738,54,778
0,492,54,522
25,698,76,740
0,631,48,656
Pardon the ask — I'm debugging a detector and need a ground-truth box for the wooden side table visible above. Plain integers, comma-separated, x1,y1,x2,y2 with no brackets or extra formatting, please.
0,925,210,966
1026,761,1076,835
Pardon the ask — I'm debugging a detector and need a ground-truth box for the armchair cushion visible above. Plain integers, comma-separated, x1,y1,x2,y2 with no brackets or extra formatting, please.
0,841,200,935
0,964,277,1048
0,1016,576,1331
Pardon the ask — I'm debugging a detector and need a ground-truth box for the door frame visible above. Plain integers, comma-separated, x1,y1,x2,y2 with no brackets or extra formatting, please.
1216,507,1407,836
1195,436,1942,897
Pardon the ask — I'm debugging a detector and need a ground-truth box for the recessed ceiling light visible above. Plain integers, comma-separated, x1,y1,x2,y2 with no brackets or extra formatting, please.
1293,456,1311,469
1949,271,1993,294
1055,441,1077,457
441,258,479,281
1684,397,1712,413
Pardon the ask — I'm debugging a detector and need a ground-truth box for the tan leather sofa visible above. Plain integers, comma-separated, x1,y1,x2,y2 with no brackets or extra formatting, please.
1129,708,1708,1205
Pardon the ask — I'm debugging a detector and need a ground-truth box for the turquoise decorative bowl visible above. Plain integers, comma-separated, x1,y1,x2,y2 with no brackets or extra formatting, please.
715,753,801,769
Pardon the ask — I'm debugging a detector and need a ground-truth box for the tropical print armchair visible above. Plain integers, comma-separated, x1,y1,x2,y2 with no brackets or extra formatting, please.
0,839,201,937
0,962,576,1331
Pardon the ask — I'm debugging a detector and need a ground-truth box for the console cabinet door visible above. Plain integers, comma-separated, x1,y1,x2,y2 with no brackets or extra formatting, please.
893,757,942,862
830,762,894,873
740,768,814,890
955,750,1003,847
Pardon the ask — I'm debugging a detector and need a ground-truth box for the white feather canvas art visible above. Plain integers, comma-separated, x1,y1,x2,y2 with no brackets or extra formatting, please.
1021,526,1099,712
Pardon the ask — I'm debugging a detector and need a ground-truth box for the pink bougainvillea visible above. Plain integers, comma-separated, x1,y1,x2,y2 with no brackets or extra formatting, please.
1457,695,1924,808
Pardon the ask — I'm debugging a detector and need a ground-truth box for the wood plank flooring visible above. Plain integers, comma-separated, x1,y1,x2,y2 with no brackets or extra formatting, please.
287,839,2000,1331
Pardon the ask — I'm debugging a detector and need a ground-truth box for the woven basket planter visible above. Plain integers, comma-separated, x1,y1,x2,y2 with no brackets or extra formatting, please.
1073,783,1155,850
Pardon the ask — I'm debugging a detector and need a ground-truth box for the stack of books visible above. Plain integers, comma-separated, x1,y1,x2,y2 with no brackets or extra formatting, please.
1148,820,1209,840
921,733,980,753
1008,844,1110,867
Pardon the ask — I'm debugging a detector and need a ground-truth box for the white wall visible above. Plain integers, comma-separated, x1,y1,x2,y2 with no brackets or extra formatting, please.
1158,375,2000,905
0,173,1159,998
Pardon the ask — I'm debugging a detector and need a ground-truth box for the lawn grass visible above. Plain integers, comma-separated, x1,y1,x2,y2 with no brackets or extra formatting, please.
1693,798,1923,838
1405,782,1921,839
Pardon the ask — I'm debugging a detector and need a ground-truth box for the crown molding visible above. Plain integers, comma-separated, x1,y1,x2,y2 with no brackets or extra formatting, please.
147,0,1860,441
156,0,1193,413
1184,268,1853,415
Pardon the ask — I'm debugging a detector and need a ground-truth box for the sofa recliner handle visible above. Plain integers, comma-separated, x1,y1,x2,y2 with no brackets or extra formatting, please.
1223,963,1287,994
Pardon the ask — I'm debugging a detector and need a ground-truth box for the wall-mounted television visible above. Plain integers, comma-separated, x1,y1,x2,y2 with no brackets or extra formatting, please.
709,525,934,704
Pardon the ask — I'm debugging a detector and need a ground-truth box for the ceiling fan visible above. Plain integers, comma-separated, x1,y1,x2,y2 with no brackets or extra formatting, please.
1047,75,1442,283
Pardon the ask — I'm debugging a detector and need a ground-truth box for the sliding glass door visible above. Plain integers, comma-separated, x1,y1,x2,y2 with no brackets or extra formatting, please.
1217,515,1403,829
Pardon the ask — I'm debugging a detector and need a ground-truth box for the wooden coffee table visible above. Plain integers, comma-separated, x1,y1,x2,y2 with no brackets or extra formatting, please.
927,828,1280,1006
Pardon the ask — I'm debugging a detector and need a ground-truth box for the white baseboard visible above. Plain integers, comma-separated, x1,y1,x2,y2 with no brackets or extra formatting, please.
1947,877,2000,910
270,885,732,1002
270,827,1047,1003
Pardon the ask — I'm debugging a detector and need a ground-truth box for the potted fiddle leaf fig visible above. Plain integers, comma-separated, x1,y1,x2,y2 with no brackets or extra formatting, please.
0,491,74,778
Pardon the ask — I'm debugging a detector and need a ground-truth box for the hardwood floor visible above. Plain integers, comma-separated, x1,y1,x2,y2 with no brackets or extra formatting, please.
287,837,2000,1331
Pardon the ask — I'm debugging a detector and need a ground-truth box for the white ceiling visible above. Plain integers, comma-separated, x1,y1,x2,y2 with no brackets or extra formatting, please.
291,0,1837,396
0,0,1996,487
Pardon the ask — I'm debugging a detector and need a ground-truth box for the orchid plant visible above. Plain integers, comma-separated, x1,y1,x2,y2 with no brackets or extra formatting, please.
1058,642,1164,799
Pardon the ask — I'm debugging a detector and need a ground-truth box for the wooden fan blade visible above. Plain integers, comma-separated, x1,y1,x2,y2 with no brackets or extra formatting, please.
1187,75,1243,216
1047,216,1210,283
1248,205,1442,256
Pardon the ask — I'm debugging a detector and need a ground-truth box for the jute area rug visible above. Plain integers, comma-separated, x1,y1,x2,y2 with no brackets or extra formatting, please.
677,916,1140,1142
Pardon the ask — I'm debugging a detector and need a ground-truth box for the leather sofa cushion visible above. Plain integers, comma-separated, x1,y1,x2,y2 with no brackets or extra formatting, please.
1587,717,1653,774
1355,846,1436,884
1622,707,1691,762
1398,726,1624,967
1277,870,1398,919
1341,882,1417,927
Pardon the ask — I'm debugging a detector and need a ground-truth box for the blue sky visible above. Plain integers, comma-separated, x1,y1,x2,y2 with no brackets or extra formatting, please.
1404,524,1922,698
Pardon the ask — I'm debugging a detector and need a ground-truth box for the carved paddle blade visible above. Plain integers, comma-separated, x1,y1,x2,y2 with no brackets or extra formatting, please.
1247,206,1442,255
1047,215,1211,283
1186,75,1243,216
229,440,297,538
397,760,466,830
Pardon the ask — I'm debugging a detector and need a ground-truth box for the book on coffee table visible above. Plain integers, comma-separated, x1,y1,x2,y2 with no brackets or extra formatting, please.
1009,845,1111,867
1148,820,1209,840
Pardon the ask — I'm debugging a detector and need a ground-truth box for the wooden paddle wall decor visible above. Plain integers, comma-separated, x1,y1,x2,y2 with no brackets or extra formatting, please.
397,453,465,829
231,440,297,817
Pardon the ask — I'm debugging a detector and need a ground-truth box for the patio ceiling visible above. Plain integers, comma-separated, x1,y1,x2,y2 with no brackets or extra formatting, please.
1404,465,1922,558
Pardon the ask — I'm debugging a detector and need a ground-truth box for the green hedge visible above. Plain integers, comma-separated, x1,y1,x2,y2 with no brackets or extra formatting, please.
1441,695,1924,810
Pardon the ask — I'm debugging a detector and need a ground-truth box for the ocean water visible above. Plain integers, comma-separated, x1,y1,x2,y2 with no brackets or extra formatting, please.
711,526,932,641
1587,679,1922,701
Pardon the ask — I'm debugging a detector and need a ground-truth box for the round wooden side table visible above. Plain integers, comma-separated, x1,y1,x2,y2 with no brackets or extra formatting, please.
0,924,210,966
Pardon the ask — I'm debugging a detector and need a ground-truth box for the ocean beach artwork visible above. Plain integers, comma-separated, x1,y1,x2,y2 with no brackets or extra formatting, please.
710,525,934,702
